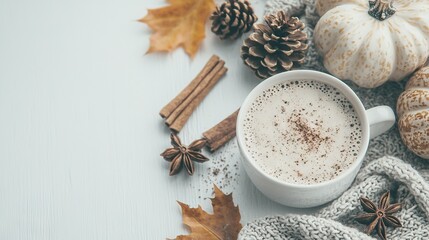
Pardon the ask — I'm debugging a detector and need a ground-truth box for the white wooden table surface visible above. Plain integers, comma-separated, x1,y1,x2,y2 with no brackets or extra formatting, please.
0,0,318,239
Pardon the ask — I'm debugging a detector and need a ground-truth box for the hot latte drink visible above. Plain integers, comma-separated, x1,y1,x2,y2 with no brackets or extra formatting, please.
242,80,362,184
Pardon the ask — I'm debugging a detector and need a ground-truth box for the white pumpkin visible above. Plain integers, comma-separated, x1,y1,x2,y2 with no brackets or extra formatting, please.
397,66,429,160
314,0,429,88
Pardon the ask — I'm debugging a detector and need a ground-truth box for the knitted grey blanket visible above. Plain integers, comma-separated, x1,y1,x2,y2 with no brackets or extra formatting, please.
239,0,429,239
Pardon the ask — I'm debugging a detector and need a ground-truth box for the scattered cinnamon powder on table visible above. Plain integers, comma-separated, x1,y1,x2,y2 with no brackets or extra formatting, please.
198,140,240,199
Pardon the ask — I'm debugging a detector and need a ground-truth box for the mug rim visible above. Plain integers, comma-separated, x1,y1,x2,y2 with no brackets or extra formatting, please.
236,70,370,189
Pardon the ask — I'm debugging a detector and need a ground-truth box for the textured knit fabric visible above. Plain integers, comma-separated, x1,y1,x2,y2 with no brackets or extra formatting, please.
239,1,429,239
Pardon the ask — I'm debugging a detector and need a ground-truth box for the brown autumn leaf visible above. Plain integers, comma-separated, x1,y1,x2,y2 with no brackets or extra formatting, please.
139,0,216,58
173,185,242,239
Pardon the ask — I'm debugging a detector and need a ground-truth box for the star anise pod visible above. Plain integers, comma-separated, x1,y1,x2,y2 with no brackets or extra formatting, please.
161,133,209,176
355,191,402,240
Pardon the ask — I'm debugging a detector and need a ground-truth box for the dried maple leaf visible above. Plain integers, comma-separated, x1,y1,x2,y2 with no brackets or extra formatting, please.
173,185,242,239
139,0,216,58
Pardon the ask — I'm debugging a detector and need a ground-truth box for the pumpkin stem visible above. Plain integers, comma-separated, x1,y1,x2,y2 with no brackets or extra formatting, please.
368,0,396,21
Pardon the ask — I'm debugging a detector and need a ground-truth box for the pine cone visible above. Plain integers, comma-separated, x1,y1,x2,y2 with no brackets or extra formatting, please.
210,0,257,40
241,11,308,79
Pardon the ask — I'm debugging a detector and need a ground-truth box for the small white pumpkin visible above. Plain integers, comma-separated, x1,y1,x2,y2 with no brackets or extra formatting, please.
397,66,429,159
314,0,429,88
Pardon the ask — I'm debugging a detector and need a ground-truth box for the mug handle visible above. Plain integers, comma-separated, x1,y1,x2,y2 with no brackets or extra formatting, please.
366,106,396,139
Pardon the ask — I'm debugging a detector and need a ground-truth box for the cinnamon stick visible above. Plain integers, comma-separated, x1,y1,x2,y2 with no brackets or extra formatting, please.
206,129,236,152
159,55,220,118
203,109,239,152
167,62,227,132
166,60,225,126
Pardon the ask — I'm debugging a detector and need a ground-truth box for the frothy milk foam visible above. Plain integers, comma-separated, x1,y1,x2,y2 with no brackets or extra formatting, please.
242,80,362,184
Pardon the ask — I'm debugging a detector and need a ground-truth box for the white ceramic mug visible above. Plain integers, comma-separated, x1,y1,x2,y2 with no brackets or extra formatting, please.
236,70,395,208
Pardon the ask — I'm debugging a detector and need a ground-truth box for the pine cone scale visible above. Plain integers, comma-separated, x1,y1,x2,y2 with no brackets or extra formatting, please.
244,57,262,69
290,42,308,51
249,33,265,45
249,46,265,58
285,41,302,49
279,57,293,69
263,44,277,54
280,49,293,56
270,34,280,41
256,69,270,79
262,33,271,41
287,32,306,40
255,25,272,35
243,38,254,47
289,52,306,62
262,55,277,68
